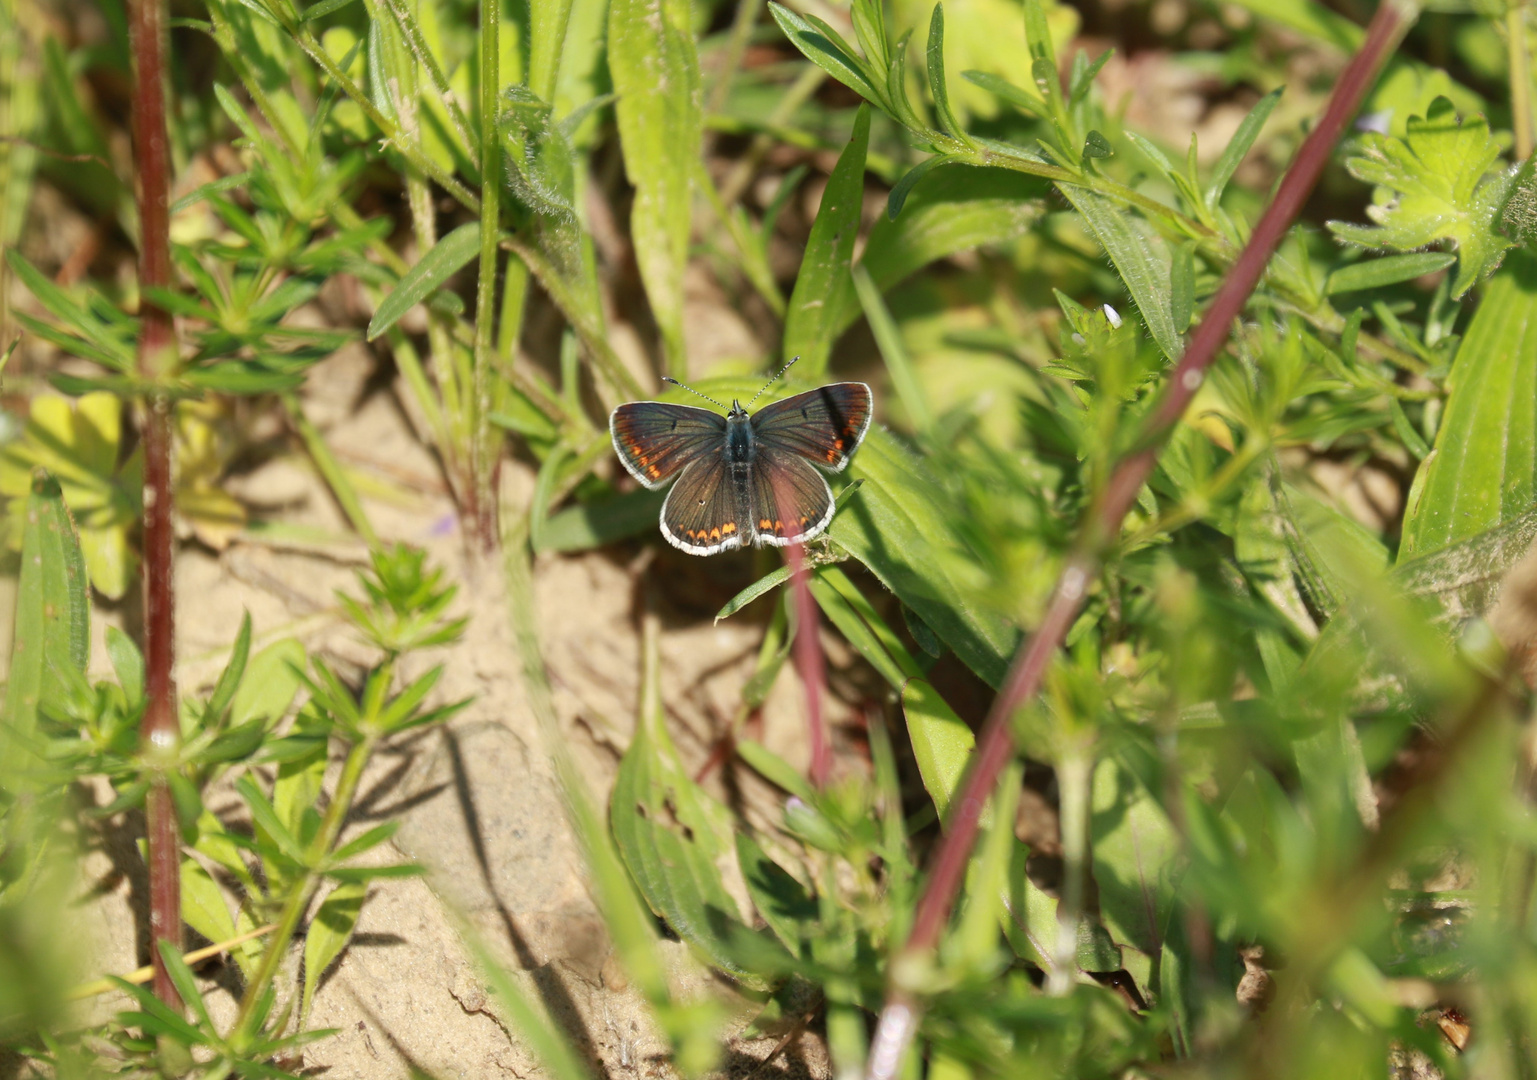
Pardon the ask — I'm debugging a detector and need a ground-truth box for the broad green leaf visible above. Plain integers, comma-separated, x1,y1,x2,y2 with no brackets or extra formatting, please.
611,665,772,988
1402,253,1537,557
366,223,481,340
831,428,1019,687
230,638,308,729
302,881,366,1019
783,105,871,376
105,626,145,706
4,472,89,743
1090,751,1179,956
1058,185,1183,362
809,566,924,691
901,679,973,819
609,0,702,377
0,392,140,598
180,859,243,972
1325,251,1457,294
1203,87,1281,210
536,488,665,552
736,832,817,954
1328,97,1514,299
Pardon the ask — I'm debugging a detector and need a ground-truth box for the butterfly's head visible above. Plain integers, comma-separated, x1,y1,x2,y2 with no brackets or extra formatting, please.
729,399,749,419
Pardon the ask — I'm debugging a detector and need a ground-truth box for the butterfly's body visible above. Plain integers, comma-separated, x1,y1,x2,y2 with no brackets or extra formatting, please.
610,380,872,556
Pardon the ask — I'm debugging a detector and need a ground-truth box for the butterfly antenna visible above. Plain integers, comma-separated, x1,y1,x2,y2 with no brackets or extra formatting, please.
745,355,800,408
660,376,729,410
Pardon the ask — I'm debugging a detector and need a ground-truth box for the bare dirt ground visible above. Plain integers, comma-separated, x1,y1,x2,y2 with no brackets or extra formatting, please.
54,339,841,1078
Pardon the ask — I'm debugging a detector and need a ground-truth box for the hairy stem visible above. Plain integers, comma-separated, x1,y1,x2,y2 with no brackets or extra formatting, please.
471,0,502,554
129,0,181,1008
865,1,1419,1073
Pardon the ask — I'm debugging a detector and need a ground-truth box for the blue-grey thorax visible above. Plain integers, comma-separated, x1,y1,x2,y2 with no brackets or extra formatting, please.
726,402,754,465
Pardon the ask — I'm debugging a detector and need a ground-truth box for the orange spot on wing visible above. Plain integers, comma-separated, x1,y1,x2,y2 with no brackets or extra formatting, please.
648,465,661,478
759,518,772,530
710,527,722,541
722,523,737,535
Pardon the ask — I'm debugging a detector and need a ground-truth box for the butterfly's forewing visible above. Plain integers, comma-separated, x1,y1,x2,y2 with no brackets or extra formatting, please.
610,402,727,490
751,383,872,472
749,448,835,547
661,460,748,555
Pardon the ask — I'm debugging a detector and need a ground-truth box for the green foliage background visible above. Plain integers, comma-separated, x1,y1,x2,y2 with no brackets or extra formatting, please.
5,0,1537,1073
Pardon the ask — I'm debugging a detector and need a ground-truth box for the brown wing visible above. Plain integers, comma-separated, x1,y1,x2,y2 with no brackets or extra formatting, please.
750,383,872,472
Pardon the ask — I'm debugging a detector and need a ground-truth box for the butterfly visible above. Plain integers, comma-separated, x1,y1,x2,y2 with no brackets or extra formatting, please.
609,360,872,556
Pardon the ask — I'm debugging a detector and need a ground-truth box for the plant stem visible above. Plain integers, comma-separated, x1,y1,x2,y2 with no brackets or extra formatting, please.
233,732,379,1038
786,540,831,789
128,0,182,1009
471,0,501,555
1511,2,1533,161
1048,750,1091,996
865,1,1418,1073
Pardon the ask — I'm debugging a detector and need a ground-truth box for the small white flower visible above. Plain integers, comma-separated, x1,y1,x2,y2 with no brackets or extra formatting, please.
1103,304,1122,329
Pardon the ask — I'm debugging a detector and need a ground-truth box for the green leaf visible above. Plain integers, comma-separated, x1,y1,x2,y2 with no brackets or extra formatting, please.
783,105,871,376
1022,0,1056,66
180,859,242,970
302,881,366,1020
960,70,1043,117
535,488,665,552
1325,251,1457,294
203,612,253,726
828,166,1049,339
770,3,881,104
1499,153,1537,248
1057,185,1183,362
735,738,816,804
716,567,792,621
901,679,973,819
853,264,932,435
1328,97,1514,299
1081,130,1113,162
366,223,481,340
611,678,772,988
925,4,967,142
4,472,89,744
230,638,308,729
886,154,961,221
609,0,702,376
105,626,145,706
1203,87,1281,210
830,428,1019,687
1091,750,1179,956
1402,252,1537,558
808,566,924,691
736,832,817,954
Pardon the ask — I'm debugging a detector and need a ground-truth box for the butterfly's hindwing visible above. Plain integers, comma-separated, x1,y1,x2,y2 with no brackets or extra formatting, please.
660,459,749,555
751,383,872,472
748,447,835,547
610,402,726,490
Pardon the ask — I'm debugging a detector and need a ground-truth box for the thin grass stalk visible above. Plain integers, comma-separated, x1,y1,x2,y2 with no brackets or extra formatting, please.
471,0,501,553
864,1,1419,1073
128,0,182,1009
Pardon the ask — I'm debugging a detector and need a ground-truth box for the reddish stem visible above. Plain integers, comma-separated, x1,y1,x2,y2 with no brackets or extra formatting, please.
786,538,831,789
895,0,1415,990
129,0,182,1007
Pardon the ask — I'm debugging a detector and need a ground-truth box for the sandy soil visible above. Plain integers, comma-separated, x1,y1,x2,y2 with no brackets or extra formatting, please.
53,337,843,1079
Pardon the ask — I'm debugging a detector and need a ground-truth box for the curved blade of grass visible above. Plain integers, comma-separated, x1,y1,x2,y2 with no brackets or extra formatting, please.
783,104,871,376
609,0,702,378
